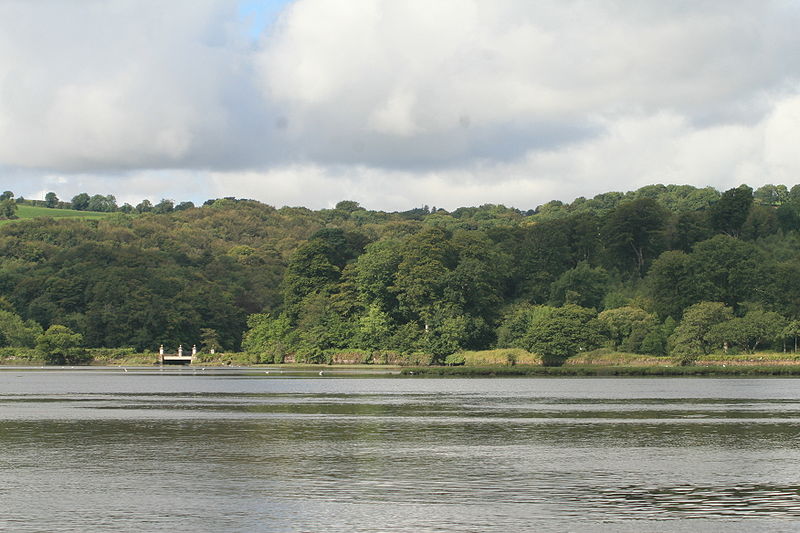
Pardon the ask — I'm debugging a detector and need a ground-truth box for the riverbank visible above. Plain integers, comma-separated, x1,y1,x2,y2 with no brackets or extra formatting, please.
5,347,800,376
399,364,800,377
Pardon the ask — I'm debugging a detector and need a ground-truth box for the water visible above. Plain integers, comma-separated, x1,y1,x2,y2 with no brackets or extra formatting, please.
2,369,800,532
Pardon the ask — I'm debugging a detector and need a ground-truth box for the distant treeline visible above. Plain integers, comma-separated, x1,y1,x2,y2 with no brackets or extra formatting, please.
2,184,800,365
8,189,197,214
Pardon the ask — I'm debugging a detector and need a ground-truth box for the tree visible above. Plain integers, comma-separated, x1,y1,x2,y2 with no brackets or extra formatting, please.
708,185,753,237
200,328,223,353
776,201,800,233
0,310,42,347
639,317,675,356
602,198,669,276
294,292,356,361
175,201,195,211
549,261,610,309
758,249,800,318
87,194,117,212
393,227,457,324
355,303,392,352
670,211,712,252
0,191,13,201
563,212,603,266
335,200,364,213
135,199,153,213
597,306,655,350
590,191,625,212
510,221,572,302
308,227,368,269
690,235,765,310
782,321,800,352
496,304,540,349
389,322,423,354
0,198,18,219
71,193,90,211
241,313,295,363
282,240,342,316
44,192,59,208
645,250,702,320
421,312,472,360
741,205,780,240
522,305,604,366
707,309,786,354
35,325,86,365
448,230,511,326
153,199,175,214
669,302,733,364
355,240,402,313
754,184,788,206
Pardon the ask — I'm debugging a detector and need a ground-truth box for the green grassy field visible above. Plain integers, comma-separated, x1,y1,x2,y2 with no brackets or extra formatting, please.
0,205,116,225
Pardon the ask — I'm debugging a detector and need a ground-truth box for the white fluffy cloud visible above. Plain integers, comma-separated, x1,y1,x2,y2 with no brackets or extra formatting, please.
0,1,271,171
2,0,800,209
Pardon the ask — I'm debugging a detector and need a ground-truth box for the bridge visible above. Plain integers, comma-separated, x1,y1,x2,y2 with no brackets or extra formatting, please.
158,344,197,365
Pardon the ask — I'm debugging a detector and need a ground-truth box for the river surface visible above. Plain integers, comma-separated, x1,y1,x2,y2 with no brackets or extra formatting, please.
1,369,800,532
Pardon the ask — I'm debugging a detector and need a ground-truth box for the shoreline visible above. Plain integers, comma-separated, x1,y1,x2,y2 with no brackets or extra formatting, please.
5,348,800,377
399,365,800,377
4,362,800,377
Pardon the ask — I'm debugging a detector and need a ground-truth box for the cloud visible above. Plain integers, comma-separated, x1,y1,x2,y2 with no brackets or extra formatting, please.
205,97,800,211
10,92,800,212
0,0,274,171
258,0,800,166
2,1,800,209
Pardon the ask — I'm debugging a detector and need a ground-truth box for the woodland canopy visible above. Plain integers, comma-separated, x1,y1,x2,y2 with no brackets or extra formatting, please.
2,184,800,364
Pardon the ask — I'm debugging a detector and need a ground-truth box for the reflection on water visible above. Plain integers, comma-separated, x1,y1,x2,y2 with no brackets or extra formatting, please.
598,484,800,519
1,370,800,532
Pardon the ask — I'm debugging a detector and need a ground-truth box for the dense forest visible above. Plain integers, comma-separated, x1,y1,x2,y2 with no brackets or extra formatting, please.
2,183,800,365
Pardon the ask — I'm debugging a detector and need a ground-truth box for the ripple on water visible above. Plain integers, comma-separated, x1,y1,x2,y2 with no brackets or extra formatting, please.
3,375,800,532
593,484,800,520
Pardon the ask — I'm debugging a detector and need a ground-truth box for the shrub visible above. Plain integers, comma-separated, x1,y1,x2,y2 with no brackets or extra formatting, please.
35,325,87,365
0,346,43,363
444,353,466,366
669,302,733,364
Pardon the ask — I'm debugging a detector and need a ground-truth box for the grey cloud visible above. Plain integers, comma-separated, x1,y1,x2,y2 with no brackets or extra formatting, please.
259,0,800,166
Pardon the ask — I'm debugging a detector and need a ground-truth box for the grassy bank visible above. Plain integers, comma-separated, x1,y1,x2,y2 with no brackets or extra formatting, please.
548,349,800,368
400,365,800,377
0,347,44,365
696,353,800,365
566,350,669,366
446,348,542,366
0,205,116,226
6,346,800,376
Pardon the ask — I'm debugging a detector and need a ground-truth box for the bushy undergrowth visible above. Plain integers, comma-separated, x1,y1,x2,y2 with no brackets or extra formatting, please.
566,348,669,366
85,347,143,364
446,349,541,366
193,351,259,366
0,347,44,364
697,353,800,363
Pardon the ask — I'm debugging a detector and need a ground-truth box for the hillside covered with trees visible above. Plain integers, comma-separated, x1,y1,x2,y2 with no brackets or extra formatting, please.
2,183,800,365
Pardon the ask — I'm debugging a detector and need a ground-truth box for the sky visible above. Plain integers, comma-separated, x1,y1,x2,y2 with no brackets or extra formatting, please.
1,0,800,211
